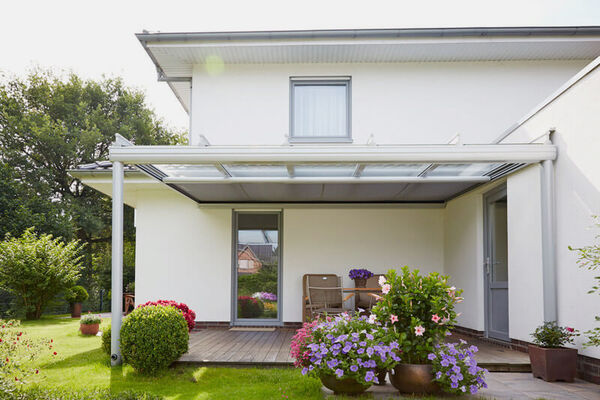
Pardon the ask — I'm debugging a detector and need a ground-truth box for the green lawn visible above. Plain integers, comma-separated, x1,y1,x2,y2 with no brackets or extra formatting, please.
15,317,441,399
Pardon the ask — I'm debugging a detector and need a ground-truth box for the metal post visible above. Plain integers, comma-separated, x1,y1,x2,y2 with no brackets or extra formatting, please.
541,158,557,322
111,160,124,366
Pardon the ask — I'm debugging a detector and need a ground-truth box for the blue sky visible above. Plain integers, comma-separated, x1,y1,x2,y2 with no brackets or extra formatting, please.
1,0,599,131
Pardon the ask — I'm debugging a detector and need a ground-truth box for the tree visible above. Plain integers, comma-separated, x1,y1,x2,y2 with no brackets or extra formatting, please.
0,229,85,319
0,69,186,313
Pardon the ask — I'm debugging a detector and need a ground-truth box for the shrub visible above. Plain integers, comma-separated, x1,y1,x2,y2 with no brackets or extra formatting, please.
65,286,89,304
101,324,111,355
137,300,196,332
237,296,264,318
371,267,463,363
298,313,401,385
80,313,101,325
0,229,84,319
125,282,135,294
0,319,52,383
120,305,189,374
429,340,488,395
531,321,579,348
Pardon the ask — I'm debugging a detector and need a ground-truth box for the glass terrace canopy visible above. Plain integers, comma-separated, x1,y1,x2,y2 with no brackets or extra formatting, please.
108,143,556,203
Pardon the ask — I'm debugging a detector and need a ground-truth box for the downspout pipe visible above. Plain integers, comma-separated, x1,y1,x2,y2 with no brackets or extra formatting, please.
540,133,557,322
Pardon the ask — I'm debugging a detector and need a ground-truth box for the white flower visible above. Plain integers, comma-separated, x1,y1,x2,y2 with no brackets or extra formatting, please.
368,314,377,324
378,276,387,286
381,283,391,294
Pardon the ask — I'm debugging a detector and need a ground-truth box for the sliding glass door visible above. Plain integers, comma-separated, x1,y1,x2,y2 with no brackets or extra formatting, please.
232,212,281,325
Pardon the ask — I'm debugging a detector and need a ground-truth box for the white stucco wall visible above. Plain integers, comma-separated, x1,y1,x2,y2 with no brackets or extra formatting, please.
282,207,444,322
506,165,545,342
190,60,587,146
503,59,600,359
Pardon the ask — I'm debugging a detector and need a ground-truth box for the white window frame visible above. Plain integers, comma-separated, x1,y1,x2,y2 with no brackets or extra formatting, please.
289,77,352,143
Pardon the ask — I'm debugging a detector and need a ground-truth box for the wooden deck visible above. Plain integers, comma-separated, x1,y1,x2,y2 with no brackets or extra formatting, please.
178,328,531,371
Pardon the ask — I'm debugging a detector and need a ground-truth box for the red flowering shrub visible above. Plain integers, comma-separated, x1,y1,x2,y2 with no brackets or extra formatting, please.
137,300,196,331
290,319,318,367
237,296,264,318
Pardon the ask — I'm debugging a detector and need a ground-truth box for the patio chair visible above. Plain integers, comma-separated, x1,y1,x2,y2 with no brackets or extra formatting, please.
303,274,354,321
355,274,384,311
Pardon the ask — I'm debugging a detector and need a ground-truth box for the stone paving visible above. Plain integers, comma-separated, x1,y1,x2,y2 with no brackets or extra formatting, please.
323,373,600,399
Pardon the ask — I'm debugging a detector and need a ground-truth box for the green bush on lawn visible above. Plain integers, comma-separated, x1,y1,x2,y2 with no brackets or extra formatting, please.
101,324,111,355
120,305,189,374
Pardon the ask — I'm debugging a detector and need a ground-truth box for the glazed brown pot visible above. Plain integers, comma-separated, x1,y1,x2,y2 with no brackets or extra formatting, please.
320,373,370,395
375,368,387,385
80,323,99,335
529,344,577,382
389,363,440,394
71,302,82,318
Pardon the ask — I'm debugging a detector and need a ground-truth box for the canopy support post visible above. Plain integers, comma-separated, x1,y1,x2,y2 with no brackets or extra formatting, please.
110,160,124,366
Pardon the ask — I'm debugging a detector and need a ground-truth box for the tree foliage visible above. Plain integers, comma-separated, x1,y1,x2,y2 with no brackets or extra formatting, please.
0,229,85,319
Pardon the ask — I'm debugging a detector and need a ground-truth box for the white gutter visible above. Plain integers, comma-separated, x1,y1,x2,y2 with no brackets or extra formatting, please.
162,176,489,184
109,144,557,164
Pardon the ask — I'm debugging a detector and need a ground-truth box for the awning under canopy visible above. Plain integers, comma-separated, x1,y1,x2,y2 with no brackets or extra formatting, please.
107,142,556,203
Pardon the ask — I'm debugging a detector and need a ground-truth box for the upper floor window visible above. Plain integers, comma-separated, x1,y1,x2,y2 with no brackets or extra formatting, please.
290,77,351,142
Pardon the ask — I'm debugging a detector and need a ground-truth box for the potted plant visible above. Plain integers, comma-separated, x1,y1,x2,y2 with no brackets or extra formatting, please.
429,340,488,395
349,268,374,288
79,313,102,335
371,267,463,394
125,281,135,294
529,321,579,382
295,313,400,395
64,285,89,318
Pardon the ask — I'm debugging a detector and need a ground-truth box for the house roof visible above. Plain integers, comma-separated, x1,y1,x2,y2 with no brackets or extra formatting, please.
137,26,600,112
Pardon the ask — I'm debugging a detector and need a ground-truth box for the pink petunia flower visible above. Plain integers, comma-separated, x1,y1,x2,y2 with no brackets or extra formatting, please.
381,283,391,294
414,325,425,336
566,327,574,332
431,314,441,323
390,314,399,324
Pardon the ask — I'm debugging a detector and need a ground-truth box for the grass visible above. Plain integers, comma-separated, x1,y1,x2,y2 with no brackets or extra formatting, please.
16,316,444,399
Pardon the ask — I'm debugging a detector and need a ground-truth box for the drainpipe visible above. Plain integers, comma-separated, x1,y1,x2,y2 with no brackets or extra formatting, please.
540,131,557,322
110,158,124,366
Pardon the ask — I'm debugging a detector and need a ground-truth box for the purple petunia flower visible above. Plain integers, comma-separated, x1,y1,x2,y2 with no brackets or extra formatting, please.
427,353,436,360
301,367,308,375
365,371,375,382
357,348,365,354
436,371,442,379
335,368,344,378
451,382,459,389
452,365,461,374
350,364,359,372
366,347,374,357
440,359,450,367
327,359,339,369
460,386,466,393
469,345,479,353
359,341,367,347
470,385,478,394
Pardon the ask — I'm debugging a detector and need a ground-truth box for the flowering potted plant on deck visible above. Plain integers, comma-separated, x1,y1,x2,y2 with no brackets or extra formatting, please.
529,321,579,382
295,313,401,395
348,268,374,288
371,267,463,394
79,313,102,335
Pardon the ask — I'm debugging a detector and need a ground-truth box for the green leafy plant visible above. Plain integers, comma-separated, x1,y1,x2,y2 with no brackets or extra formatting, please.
237,296,264,318
371,267,463,364
570,216,600,347
120,305,189,374
125,282,135,294
531,321,579,348
0,229,84,319
101,324,111,355
65,286,89,305
80,314,101,325
0,319,52,384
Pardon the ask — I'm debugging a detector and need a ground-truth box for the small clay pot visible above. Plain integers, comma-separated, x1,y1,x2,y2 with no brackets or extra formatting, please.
80,323,99,335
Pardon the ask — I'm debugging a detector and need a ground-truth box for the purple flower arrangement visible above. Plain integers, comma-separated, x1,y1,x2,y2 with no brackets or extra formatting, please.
428,339,488,395
348,268,374,280
252,292,277,301
297,313,401,386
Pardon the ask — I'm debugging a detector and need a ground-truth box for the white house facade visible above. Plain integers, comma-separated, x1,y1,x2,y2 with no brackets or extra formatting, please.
71,27,600,381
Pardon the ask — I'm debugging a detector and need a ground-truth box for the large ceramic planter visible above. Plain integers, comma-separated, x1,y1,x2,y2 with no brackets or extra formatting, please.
80,323,99,335
529,344,577,382
320,373,370,395
389,363,440,394
71,302,82,318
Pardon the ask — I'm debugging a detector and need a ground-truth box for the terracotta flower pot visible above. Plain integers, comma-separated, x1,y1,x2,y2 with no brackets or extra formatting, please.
80,323,99,335
389,363,440,394
71,302,82,318
320,373,370,395
528,344,577,382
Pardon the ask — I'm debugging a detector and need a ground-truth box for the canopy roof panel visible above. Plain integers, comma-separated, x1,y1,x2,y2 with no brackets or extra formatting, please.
103,142,554,203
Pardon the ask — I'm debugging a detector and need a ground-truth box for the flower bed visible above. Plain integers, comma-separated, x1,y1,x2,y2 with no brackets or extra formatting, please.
137,300,196,331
